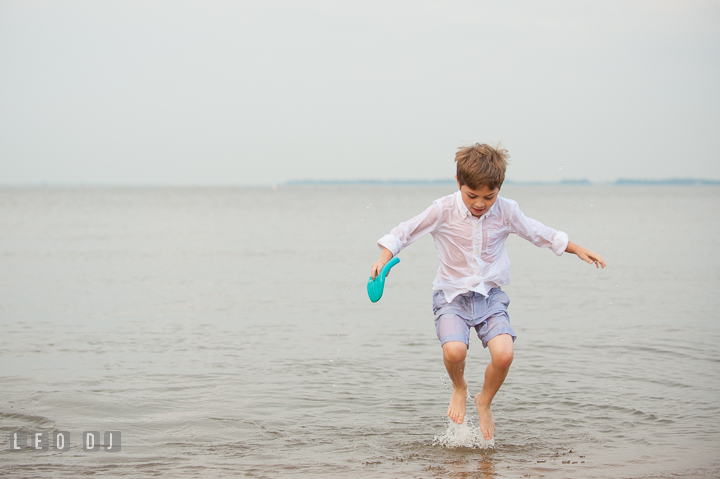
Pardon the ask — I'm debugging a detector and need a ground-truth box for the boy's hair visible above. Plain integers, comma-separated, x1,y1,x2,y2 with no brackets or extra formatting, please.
455,143,509,190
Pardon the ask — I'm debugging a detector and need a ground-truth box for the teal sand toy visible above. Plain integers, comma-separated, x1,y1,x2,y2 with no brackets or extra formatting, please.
367,257,400,303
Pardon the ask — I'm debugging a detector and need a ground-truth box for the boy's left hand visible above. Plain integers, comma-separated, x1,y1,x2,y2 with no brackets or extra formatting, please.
576,248,606,268
566,241,606,268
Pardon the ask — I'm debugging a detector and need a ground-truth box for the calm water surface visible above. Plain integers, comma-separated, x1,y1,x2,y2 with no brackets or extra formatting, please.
1,185,719,478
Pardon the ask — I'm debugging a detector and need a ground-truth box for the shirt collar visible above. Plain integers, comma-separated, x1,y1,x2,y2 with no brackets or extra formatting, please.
455,191,472,219
454,190,498,220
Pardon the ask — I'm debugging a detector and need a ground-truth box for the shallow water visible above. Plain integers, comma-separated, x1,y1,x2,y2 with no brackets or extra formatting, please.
1,185,719,478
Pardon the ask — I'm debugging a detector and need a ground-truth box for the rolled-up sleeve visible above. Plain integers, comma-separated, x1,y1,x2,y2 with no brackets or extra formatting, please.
507,200,568,256
550,230,569,256
377,203,441,257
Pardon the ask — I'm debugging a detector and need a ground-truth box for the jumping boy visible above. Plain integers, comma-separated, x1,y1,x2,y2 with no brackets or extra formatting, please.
370,144,606,441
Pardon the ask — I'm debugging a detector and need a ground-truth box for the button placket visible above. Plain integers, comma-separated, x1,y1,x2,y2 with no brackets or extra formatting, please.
472,218,482,276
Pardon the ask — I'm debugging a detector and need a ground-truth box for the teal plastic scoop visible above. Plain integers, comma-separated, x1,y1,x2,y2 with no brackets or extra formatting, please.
367,257,400,303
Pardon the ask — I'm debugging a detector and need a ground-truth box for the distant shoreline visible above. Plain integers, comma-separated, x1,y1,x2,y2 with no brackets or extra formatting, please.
2,178,719,188
285,178,720,186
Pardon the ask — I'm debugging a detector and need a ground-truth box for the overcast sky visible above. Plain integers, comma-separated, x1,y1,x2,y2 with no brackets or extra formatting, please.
1,0,718,185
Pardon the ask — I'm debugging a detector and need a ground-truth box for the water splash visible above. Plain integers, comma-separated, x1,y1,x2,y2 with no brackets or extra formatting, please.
433,418,495,449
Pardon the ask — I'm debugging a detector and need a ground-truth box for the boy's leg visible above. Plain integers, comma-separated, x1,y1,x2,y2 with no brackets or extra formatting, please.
474,333,514,440
442,341,468,424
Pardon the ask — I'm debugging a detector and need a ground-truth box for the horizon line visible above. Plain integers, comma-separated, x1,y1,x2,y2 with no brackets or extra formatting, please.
284,178,720,186
1,177,719,187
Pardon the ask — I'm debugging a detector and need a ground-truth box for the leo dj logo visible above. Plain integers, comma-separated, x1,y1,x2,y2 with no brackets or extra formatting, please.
8,431,121,452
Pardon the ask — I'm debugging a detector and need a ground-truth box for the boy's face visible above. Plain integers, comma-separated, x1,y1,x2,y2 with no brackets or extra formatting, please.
457,180,500,218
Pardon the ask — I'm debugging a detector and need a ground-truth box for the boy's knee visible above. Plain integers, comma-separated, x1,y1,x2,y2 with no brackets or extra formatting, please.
442,341,467,364
487,333,514,370
492,349,514,370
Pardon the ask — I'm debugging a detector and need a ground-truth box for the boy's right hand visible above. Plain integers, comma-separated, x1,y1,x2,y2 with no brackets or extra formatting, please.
370,260,388,280
370,248,394,280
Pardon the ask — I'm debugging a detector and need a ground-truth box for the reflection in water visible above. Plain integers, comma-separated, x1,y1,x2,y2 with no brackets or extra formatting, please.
447,453,497,479
474,455,497,479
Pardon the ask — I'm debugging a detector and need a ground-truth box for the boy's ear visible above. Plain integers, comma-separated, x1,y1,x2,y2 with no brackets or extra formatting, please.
455,175,461,189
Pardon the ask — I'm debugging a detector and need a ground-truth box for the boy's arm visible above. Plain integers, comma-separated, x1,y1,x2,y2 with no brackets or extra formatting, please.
565,241,606,269
506,200,569,255
370,247,394,280
370,202,441,279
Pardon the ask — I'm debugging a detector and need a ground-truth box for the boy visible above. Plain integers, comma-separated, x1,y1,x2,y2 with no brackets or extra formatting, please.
370,144,605,441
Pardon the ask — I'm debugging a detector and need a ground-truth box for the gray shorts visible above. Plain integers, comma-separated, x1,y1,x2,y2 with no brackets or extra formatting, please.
433,288,517,349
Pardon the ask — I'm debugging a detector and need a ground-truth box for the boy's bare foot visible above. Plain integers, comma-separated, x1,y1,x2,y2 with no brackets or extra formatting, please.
447,381,468,424
474,394,495,440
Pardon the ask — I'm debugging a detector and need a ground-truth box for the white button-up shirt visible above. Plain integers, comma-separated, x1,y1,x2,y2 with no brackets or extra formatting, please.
377,191,569,303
